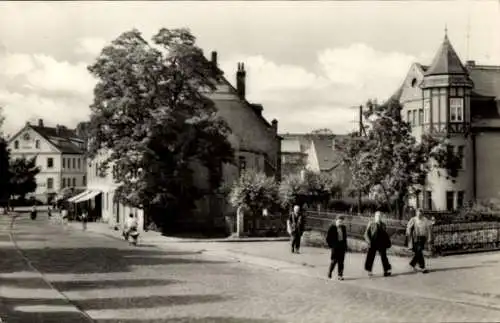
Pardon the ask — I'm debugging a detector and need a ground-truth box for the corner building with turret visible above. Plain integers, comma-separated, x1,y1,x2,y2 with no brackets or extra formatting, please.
394,33,500,211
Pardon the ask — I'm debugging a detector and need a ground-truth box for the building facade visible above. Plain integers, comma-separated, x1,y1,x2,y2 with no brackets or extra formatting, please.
87,51,281,231
396,33,500,211
8,119,87,203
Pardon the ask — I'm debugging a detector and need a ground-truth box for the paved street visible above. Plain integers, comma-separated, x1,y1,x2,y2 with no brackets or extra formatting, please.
2,213,500,322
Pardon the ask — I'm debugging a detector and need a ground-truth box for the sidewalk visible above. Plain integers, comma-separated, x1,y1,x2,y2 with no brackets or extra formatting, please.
59,219,500,311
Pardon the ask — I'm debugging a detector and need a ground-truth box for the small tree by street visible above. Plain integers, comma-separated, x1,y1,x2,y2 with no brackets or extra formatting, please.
229,170,280,231
279,170,342,209
87,28,234,229
9,156,40,203
336,99,461,219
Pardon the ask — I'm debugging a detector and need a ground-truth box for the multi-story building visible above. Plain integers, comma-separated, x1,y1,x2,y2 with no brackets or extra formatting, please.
8,119,87,203
87,51,281,231
395,32,500,211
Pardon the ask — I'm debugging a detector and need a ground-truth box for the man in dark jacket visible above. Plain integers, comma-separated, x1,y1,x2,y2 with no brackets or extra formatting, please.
326,215,348,280
364,211,392,277
288,205,305,253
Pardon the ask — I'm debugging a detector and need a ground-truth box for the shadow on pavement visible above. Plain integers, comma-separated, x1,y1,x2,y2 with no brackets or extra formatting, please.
0,247,230,274
389,264,490,278
97,317,283,323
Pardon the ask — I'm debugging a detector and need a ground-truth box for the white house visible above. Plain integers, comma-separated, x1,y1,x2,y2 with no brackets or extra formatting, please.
8,119,87,204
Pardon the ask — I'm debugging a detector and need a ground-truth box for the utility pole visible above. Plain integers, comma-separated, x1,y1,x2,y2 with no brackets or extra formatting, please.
357,105,363,215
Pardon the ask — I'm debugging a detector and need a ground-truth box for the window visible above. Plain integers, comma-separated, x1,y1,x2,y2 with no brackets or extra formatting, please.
95,162,99,176
423,100,430,123
238,156,246,173
106,193,109,210
82,175,86,186
457,191,465,209
78,158,81,169
457,145,465,169
47,157,54,168
14,140,19,149
446,145,454,163
449,98,464,122
35,140,40,149
72,178,76,187
407,110,411,124
412,110,417,126
457,88,464,97
418,109,423,125
450,87,457,96
47,178,53,189
72,158,76,169
446,191,454,211
62,158,66,169
62,178,66,188
425,191,432,211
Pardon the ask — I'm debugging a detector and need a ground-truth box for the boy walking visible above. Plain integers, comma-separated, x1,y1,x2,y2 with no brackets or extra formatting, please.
326,215,348,280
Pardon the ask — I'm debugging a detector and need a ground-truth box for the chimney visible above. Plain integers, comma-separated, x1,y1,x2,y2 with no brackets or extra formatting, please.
211,51,217,66
38,119,44,127
271,119,278,133
466,60,476,67
56,125,62,135
236,62,246,99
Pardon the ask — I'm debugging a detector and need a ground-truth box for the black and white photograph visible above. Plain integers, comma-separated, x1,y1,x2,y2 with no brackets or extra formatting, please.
1,1,500,322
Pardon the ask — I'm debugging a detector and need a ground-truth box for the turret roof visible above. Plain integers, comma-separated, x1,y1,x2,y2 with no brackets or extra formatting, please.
425,34,469,76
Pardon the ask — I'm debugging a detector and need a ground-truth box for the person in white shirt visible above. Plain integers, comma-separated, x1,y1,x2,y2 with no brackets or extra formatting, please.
406,208,432,273
124,213,138,239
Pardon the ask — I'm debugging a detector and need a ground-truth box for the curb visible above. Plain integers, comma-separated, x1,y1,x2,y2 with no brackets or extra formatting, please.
6,220,95,323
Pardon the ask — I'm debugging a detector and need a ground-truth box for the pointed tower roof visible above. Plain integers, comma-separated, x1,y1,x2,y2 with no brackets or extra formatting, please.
425,33,468,76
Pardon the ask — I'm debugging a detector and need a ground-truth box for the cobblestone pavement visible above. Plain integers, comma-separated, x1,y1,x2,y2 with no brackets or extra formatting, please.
2,213,500,322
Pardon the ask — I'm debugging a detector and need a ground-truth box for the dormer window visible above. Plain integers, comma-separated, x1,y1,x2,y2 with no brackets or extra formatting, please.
14,140,19,149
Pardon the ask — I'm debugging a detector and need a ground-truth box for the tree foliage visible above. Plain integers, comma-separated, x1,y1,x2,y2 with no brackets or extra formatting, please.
9,156,40,201
279,170,342,208
0,138,11,206
87,28,234,221
229,170,279,215
335,99,461,218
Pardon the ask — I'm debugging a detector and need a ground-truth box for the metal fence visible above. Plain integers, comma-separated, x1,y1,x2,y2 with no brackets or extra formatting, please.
305,210,500,255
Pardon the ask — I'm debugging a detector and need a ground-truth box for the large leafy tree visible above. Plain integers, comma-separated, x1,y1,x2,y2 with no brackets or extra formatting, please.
9,156,40,202
87,28,234,226
335,99,460,218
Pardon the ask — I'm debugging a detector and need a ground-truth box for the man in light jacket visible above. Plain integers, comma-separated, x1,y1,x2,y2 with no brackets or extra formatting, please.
406,208,432,273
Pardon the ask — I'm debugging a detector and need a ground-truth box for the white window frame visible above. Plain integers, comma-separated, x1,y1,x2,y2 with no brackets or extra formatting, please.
449,98,464,122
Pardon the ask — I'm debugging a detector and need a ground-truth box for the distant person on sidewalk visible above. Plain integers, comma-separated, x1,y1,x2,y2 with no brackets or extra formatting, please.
406,208,432,273
364,211,392,277
287,205,305,254
326,215,348,280
61,207,69,225
81,209,88,231
123,213,139,240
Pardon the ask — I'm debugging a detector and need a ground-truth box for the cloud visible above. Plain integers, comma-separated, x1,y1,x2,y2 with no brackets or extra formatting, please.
219,43,428,134
0,41,433,138
75,37,107,57
0,49,95,136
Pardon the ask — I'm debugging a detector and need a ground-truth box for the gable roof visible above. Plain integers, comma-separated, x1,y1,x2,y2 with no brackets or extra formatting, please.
425,34,469,76
10,123,85,154
310,137,343,171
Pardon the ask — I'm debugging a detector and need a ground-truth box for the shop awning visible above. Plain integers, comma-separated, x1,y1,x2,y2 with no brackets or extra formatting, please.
73,190,101,203
67,190,90,203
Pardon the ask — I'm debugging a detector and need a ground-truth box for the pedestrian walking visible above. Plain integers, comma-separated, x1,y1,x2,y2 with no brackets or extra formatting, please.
326,215,348,280
47,205,52,218
287,205,305,254
81,209,88,231
406,208,432,273
364,211,392,277
61,207,69,226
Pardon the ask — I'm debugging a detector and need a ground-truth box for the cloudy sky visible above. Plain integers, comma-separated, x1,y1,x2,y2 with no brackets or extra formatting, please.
0,1,499,136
